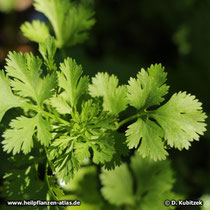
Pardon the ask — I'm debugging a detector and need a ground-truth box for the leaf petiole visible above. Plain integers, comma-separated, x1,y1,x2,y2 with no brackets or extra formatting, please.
23,103,70,126
115,111,148,130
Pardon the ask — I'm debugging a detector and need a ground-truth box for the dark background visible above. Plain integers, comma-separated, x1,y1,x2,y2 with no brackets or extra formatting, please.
0,0,210,209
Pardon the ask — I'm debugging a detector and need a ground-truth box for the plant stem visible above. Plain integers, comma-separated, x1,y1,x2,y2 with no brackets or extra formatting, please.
41,109,70,126
23,103,70,126
45,162,57,201
44,149,65,210
115,111,148,130
44,147,55,173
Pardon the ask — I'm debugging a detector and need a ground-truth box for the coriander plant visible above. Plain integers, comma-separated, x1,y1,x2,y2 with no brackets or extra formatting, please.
0,0,207,209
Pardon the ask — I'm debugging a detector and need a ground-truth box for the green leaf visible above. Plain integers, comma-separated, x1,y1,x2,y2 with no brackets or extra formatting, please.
49,136,80,183
36,114,52,146
0,0,15,13
3,166,40,199
126,117,168,161
101,153,177,210
39,36,57,71
2,116,37,155
21,20,50,43
34,0,69,48
54,152,80,184
34,0,95,48
89,72,127,114
0,71,22,121
200,195,210,210
100,164,135,206
151,91,207,150
2,155,48,201
69,99,117,164
50,94,72,115
91,135,115,164
127,64,169,110
48,176,65,200
125,64,206,160
65,166,119,210
5,52,42,103
5,52,56,106
62,0,95,47
104,132,129,170
37,73,57,105
74,134,115,165
130,153,176,210
74,142,91,161
2,114,52,154
58,57,89,107
76,99,116,130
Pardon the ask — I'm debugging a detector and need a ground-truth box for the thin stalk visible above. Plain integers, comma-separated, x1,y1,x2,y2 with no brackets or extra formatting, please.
41,109,70,126
115,111,148,130
45,149,65,210
23,103,70,126
45,162,57,201
44,147,55,173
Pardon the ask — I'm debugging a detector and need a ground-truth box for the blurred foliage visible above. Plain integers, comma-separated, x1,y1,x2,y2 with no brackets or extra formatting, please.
0,0,209,210
201,195,210,210
64,166,118,210
0,0,33,13
0,0,16,12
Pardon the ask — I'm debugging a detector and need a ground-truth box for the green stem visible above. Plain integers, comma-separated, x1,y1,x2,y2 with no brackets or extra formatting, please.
45,162,57,201
115,114,139,130
23,103,70,126
115,111,148,130
41,109,70,126
45,149,65,210
44,147,55,173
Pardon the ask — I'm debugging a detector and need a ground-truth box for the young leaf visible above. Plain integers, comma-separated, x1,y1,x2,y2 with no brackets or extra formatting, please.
100,164,135,206
127,64,169,110
34,0,95,48
62,0,95,47
34,0,70,48
58,57,89,107
151,91,207,150
89,72,127,114
39,36,57,71
0,71,22,121
21,20,50,43
126,118,168,161
76,99,117,130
